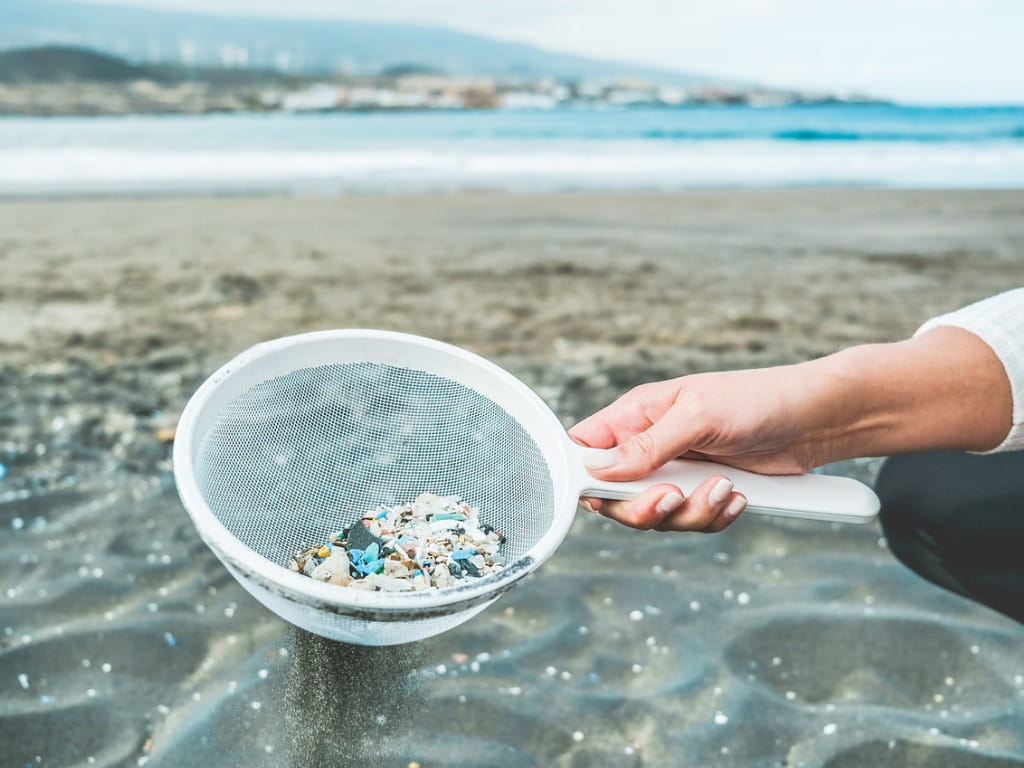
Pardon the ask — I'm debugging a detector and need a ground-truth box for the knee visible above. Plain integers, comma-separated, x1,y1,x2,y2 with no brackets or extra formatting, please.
876,453,960,554
875,451,1024,622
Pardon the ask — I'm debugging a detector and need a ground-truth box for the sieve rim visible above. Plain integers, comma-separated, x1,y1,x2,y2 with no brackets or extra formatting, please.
173,329,577,616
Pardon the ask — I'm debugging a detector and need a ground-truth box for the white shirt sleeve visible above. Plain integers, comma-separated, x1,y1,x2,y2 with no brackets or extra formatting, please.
915,288,1024,453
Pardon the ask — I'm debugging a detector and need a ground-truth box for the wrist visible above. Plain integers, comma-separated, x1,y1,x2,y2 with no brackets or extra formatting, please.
802,344,905,463
804,328,1012,461
780,349,888,466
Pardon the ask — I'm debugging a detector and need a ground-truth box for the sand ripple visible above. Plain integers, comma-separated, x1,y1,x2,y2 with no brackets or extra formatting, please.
2,350,1023,768
4,471,1021,768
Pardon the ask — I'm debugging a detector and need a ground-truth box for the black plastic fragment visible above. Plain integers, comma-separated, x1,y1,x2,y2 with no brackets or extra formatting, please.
345,521,385,552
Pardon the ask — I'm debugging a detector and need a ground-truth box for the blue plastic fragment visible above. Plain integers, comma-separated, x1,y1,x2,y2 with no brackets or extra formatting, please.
356,558,385,575
363,542,380,562
376,510,388,519
0,462,6,479
451,549,476,561
348,548,364,562
431,512,464,521
164,632,177,647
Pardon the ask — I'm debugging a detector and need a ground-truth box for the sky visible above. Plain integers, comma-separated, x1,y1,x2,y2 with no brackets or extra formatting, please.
74,0,1024,104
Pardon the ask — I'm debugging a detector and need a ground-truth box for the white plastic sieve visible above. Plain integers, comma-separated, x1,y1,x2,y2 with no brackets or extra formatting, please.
173,330,879,646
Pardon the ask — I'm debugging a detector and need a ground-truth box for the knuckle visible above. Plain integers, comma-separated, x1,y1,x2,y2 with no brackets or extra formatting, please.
676,397,717,445
686,504,718,531
627,382,652,398
625,504,657,530
699,508,721,529
679,399,712,430
680,386,709,413
627,430,659,471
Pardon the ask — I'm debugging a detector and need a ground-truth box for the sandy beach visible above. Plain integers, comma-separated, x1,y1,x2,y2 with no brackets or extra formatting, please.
1,189,1023,767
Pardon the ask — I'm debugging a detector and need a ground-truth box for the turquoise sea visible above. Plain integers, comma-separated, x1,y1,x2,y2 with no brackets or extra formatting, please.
1,104,1024,194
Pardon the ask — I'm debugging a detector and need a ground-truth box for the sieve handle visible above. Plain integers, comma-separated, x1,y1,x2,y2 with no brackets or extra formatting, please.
569,444,879,524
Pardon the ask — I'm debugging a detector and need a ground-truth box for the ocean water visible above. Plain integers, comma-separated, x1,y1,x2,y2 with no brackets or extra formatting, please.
1,104,1023,194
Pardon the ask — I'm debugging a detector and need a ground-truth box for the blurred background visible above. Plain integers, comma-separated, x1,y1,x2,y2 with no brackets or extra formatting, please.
1,2,1023,768
1,0,1024,192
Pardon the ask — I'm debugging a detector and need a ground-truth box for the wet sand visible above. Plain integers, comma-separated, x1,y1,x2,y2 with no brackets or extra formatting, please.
1,189,1023,767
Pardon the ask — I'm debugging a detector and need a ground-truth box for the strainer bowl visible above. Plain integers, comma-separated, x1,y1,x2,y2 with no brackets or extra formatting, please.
173,330,577,645
174,329,879,646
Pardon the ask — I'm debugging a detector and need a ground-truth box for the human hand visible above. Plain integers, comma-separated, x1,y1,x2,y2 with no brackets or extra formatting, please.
568,364,840,533
568,326,1014,534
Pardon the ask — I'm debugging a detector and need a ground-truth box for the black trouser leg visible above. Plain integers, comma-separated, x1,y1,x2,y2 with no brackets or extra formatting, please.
876,450,1024,623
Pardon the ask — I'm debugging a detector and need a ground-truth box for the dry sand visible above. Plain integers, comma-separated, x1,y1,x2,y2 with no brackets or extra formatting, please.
3,188,1024,370
1,189,1023,768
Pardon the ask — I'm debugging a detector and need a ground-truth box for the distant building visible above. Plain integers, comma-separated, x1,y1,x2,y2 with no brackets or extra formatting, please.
397,76,493,96
657,86,688,105
0,45,882,116
606,88,658,107
500,91,559,110
575,80,607,100
282,84,340,112
342,87,428,109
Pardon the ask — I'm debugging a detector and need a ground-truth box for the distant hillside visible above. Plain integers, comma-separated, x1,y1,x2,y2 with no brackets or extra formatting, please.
0,0,729,85
0,45,143,83
0,45,304,86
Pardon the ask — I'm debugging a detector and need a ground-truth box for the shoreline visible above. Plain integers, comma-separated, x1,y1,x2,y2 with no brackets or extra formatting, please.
3,184,1024,199
5,106,1024,193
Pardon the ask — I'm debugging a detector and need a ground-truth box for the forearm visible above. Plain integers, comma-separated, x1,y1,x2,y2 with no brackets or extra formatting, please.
803,326,1014,462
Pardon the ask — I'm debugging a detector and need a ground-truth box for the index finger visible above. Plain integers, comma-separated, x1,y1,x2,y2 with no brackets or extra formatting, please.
567,390,656,449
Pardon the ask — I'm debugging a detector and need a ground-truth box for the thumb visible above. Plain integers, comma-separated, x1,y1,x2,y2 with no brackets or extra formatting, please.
583,414,700,481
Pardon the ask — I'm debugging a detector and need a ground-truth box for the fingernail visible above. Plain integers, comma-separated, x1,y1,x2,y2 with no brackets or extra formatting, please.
584,448,621,471
656,492,685,514
580,499,595,513
708,478,734,508
723,495,747,519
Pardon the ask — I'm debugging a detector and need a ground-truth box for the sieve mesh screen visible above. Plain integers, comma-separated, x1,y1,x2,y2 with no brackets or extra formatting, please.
194,362,555,571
